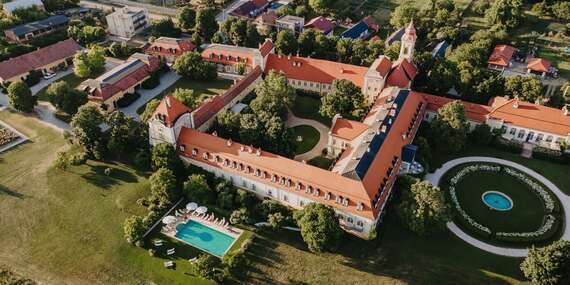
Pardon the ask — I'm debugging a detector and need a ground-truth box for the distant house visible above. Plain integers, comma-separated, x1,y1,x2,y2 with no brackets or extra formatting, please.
78,53,160,111
230,0,268,19
144,37,196,63
527,58,551,78
432,41,449,58
305,16,334,36
0,39,81,84
340,21,371,40
488,45,516,71
276,15,304,33
4,15,69,42
361,16,379,32
256,11,277,35
2,0,44,16
106,7,149,38
201,39,274,74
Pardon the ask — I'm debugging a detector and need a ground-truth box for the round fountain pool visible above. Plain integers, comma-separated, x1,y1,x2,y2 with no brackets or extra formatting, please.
482,191,513,211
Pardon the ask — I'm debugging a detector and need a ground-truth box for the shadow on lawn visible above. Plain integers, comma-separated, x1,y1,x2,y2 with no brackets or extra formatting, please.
0,184,27,199
81,164,138,189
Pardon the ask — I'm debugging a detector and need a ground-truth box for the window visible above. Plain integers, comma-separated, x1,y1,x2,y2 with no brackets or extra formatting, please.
528,132,535,141
509,128,517,135
224,159,229,166
501,126,507,134
283,195,288,202
546,135,554,143
325,192,331,200
232,161,237,168
306,186,313,194
357,203,364,211
536,134,544,142
517,130,526,139
343,198,349,207
336,195,342,204
347,217,353,224
272,175,277,182
296,182,302,190
314,188,320,196
255,169,261,176
268,189,273,196
356,220,363,227
202,152,209,160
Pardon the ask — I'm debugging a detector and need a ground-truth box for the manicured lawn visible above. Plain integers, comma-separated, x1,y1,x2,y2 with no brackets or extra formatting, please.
35,73,86,101
290,125,320,155
0,110,215,285
239,215,525,284
308,155,334,170
290,93,332,127
429,144,570,196
136,78,232,114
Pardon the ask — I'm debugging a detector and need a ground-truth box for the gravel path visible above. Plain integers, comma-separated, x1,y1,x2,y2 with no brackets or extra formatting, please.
286,110,329,162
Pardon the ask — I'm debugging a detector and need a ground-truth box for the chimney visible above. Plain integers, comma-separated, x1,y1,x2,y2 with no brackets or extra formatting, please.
564,105,569,116
226,139,232,147
513,99,519,109
287,54,291,60
340,68,345,74
212,131,218,137
256,148,261,156
166,97,171,108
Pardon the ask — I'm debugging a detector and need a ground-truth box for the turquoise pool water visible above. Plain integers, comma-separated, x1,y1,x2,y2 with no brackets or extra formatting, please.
482,192,513,211
175,220,236,257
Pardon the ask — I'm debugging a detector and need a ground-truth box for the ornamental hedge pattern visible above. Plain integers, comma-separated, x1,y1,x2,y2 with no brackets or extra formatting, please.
0,126,18,146
447,163,560,242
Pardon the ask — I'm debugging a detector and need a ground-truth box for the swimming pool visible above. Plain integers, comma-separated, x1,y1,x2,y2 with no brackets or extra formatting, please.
175,220,236,257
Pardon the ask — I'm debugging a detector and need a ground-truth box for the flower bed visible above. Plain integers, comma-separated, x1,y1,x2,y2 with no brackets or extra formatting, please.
445,163,563,245
0,126,19,146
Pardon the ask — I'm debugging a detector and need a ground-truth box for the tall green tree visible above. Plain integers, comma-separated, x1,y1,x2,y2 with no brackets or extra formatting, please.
298,29,317,57
73,46,105,78
140,99,160,122
123,215,146,244
396,180,452,236
195,8,218,42
251,70,296,121
150,18,181,38
294,203,343,253
275,30,298,55
521,240,570,285
505,76,544,103
390,1,418,28
107,111,148,156
238,113,262,146
176,6,196,31
70,105,105,158
308,0,334,14
429,100,469,153
385,41,401,61
172,88,199,108
485,0,523,29
151,143,184,173
6,81,36,113
46,81,87,115
320,79,366,119
183,174,214,204
150,167,179,206
172,52,217,80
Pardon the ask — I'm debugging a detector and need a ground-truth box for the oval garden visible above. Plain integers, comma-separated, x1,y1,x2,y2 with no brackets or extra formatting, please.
440,163,564,247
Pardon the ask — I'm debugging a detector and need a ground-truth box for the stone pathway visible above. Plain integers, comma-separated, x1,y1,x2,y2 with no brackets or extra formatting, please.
287,110,330,162
425,156,570,257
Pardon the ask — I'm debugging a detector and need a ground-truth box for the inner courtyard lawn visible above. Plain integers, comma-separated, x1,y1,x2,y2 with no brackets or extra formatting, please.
308,155,334,170
290,125,320,155
136,78,232,114
290,93,332,126
442,164,548,233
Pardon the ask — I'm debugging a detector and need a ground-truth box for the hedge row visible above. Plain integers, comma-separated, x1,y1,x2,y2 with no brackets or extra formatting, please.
116,92,141,108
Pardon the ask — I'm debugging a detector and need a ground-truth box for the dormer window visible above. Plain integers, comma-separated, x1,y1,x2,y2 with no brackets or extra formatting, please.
280,177,286,185
325,192,331,200
255,169,261,176
179,144,186,152
238,163,243,171
271,175,277,182
218,54,223,59
215,155,221,162
357,202,364,211
224,159,229,166
191,148,198,156
343,198,349,207
336,195,343,204
306,186,313,194
202,152,209,160
314,188,320,196
295,182,302,190
232,161,237,168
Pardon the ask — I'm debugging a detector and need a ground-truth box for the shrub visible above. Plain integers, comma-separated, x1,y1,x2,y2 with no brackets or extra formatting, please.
230,208,251,225
116,92,141,108
148,249,157,256
24,70,42,86
141,73,160,89
70,151,88,165
123,215,146,244
54,151,71,170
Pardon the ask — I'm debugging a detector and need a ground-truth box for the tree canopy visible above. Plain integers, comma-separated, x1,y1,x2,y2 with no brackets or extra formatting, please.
195,8,218,42
6,81,36,113
172,52,217,80
521,240,570,285
70,105,105,158
151,143,184,174
176,6,196,31
46,81,87,115
149,167,179,206
390,1,418,28
275,29,298,55
73,46,105,78
320,79,366,120
183,174,214,204
429,100,469,153
294,203,343,253
485,0,523,29
505,76,544,103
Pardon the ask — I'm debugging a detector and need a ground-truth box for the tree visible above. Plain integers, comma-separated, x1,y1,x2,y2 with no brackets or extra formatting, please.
150,167,178,206
230,207,251,225
172,88,199,108
107,111,148,155
320,79,366,119
294,203,342,253
315,34,338,60
235,189,257,210
397,180,451,236
177,6,196,31
267,212,286,230
245,21,262,48
228,17,248,46
424,58,458,95
150,18,181,38
183,174,214,204
6,81,36,112
11,6,47,22
70,105,105,158
215,111,241,138
415,136,432,169
336,38,353,63
309,0,334,14
429,100,469,153
151,143,184,173
505,76,544,103
173,52,217,80
238,113,262,146
216,183,235,209
390,2,418,28
298,29,317,57
46,81,87,115
251,70,296,121
521,240,570,285
73,46,105,78
42,0,79,12
195,8,218,42
275,30,298,55
552,2,570,21
385,41,401,61
469,124,493,145
68,24,105,45
140,99,160,122
123,215,146,244
193,254,220,280
485,0,523,29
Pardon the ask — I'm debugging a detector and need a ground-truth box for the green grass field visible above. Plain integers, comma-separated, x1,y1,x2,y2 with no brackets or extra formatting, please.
290,125,320,155
290,94,332,127
308,155,334,169
136,78,232,114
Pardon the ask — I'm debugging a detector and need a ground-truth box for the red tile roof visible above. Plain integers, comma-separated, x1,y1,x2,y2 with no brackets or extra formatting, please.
369,35,381,43
362,16,380,31
252,0,267,8
265,54,369,87
376,56,392,77
331,118,369,140
488,45,515,67
144,37,195,58
202,45,255,67
258,39,274,57
420,92,492,122
306,16,334,34
0,39,81,81
152,95,191,127
527,57,551,73
192,66,262,128
177,127,375,219
386,58,417,88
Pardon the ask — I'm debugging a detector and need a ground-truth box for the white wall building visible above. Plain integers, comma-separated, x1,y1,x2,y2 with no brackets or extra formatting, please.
106,7,149,38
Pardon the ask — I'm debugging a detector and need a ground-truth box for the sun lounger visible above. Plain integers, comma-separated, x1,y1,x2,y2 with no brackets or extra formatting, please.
166,248,175,255
164,261,174,268
188,257,197,263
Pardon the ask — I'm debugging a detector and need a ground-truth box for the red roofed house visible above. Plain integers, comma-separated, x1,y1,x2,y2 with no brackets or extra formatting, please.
362,16,380,32
149,95,192,146
488,45,516,71
256,10,277,34
201,39,274,75
144,37,195,63
328,115,370,156
305,16,335,36
0,38,81,84
527,57,551,78
386,58,417,88
78,53,160,111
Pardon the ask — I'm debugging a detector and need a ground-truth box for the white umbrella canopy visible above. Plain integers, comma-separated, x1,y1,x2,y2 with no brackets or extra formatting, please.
196,206,208,214
162,216,177,224
186,202,198,211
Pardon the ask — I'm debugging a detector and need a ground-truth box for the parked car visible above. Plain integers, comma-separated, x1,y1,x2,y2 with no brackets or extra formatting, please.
43,72,57,80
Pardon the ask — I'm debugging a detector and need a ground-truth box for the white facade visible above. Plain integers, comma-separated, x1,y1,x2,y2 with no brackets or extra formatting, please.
106,7,149,38
276,15,304,33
